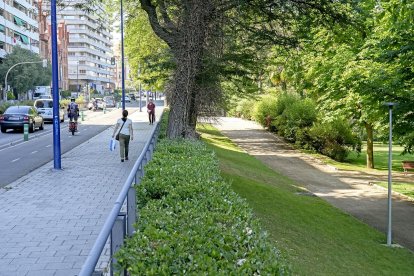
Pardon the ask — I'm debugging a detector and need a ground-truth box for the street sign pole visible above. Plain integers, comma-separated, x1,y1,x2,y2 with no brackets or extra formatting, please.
51,0,61,169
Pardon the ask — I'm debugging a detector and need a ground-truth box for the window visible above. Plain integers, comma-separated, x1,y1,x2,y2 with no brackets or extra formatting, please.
0,24,4,34
14,16,27,28
79,70,86,74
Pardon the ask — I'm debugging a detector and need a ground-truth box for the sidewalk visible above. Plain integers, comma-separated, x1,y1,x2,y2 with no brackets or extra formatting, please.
0,103,164,276
214,117,414,252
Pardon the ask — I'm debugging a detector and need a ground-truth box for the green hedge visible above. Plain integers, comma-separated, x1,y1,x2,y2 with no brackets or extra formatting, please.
116,139,287,275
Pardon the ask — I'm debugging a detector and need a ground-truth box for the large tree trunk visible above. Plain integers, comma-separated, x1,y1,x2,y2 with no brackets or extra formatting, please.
365,122,374,169
166,3,211,139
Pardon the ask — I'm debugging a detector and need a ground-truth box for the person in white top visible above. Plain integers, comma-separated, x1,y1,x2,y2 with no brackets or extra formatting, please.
112,110,134,162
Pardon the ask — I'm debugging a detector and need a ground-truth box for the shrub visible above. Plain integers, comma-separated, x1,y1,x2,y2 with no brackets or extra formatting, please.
116,139,286,275
234,98,256,120
252,95,278,127
309,119,360,161
277,97,317,143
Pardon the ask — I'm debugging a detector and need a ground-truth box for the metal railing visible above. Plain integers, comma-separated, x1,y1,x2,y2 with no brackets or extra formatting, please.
79,118,162,276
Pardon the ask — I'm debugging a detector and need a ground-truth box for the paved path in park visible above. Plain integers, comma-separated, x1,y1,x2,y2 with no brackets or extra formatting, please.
0,102,164,276
214,117,414,252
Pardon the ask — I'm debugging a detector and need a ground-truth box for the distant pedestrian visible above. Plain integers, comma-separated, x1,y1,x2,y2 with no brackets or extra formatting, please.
147,99,156,125
112,110,133,162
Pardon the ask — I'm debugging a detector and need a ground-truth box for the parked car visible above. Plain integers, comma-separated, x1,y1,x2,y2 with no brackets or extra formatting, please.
34,99,65,123
103,96,116,107
124,96,131,103
0,106,44,133
95,98,106,109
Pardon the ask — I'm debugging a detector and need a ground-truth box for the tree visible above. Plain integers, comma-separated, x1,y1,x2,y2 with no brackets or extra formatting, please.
0,47,51,100
274,0,414,168
134,0,353,139
124,8,172,93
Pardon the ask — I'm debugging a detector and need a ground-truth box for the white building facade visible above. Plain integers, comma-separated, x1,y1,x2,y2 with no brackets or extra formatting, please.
57,3,114,94
0,0,40,58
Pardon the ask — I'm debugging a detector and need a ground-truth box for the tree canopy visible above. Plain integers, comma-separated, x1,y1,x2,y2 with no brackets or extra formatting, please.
123,0,355,138
0,47,51,100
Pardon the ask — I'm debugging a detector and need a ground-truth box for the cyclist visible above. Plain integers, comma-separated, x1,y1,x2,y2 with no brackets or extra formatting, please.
67,98,79,131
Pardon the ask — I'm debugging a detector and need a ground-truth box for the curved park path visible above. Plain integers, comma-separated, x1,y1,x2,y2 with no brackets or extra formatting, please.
214,117,414,252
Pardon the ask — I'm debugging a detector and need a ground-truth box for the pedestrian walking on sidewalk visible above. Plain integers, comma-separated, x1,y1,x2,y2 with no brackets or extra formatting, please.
112,110,133,162
147,99,156,125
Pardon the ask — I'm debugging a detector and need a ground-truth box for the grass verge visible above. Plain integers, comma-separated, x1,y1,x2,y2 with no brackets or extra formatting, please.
310,142,414,174
374,181,414,199
199,124,414,275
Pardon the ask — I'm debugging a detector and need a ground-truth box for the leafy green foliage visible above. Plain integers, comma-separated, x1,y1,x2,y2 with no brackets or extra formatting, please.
250,93,359,161
124,7,171,91
309,119,361,161
252,95,278,126
0,46,51,98
116,139,286,274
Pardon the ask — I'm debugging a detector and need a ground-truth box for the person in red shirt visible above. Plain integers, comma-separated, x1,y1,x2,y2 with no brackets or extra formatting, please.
147,99,156,125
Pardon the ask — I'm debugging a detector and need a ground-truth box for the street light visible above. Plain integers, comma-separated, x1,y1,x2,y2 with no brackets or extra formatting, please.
384,102,397,247
50,0,62,169
138,63,142,112
120,0,125,110
76,61,79,92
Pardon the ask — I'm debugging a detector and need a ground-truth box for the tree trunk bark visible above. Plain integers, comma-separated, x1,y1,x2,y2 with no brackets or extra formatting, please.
166,3,210,139
365,122,374,169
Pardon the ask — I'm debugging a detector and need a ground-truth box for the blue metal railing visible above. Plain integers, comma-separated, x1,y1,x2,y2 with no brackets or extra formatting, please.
79,118,161,276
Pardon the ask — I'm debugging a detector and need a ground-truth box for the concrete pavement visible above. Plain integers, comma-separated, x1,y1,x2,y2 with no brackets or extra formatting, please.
0,103,164,276
214,117,414,252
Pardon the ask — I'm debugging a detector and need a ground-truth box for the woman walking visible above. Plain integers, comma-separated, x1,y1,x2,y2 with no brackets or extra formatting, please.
112,110,133,162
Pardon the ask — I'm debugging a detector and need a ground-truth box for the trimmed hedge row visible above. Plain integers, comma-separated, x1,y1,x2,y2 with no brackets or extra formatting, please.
116,139,287,275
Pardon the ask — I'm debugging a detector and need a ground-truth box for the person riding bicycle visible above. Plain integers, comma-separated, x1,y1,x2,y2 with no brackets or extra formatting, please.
67,98,79,130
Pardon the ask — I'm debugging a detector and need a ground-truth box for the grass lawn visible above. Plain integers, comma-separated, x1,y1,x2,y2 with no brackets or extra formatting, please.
199,125,414,275
314,142,414,173
375,181,414,199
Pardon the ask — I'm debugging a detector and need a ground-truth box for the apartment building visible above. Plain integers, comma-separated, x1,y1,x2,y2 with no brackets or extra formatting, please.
0,0,40,58
57,3,114,94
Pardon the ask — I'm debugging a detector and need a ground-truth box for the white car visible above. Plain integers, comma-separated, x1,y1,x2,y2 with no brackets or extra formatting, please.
34,99,65,123
124,96,131,102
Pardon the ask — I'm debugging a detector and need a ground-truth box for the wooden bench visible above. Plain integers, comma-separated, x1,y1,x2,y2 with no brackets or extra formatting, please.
402,161,414,175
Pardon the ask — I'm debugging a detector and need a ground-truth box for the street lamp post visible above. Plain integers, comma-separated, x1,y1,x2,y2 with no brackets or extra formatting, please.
138,64,142,112
384,102,396,247
120,0,126,110
77,61,79,93
50,0,61,169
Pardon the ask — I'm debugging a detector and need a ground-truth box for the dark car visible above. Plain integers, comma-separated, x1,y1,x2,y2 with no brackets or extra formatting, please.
0,106,44,133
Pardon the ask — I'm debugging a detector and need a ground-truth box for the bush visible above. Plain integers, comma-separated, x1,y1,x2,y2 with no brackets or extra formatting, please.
252,95,278,127
116,140,286,275
277,97,317,143
309,119,361,161
234,98,256,120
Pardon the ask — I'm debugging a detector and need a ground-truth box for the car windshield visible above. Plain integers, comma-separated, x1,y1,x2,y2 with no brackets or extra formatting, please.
5,106,30,114
35,100,53,108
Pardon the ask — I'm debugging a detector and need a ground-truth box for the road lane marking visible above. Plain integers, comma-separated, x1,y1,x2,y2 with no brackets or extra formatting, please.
31,151,38,154
11,158,20,163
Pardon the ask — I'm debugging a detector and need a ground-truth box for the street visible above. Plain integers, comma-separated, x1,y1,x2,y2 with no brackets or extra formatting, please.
0,116,112,188
0,99,159,188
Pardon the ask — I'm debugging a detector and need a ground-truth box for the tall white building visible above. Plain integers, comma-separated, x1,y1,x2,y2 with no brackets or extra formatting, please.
57,3,114,94
0,0,40,58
